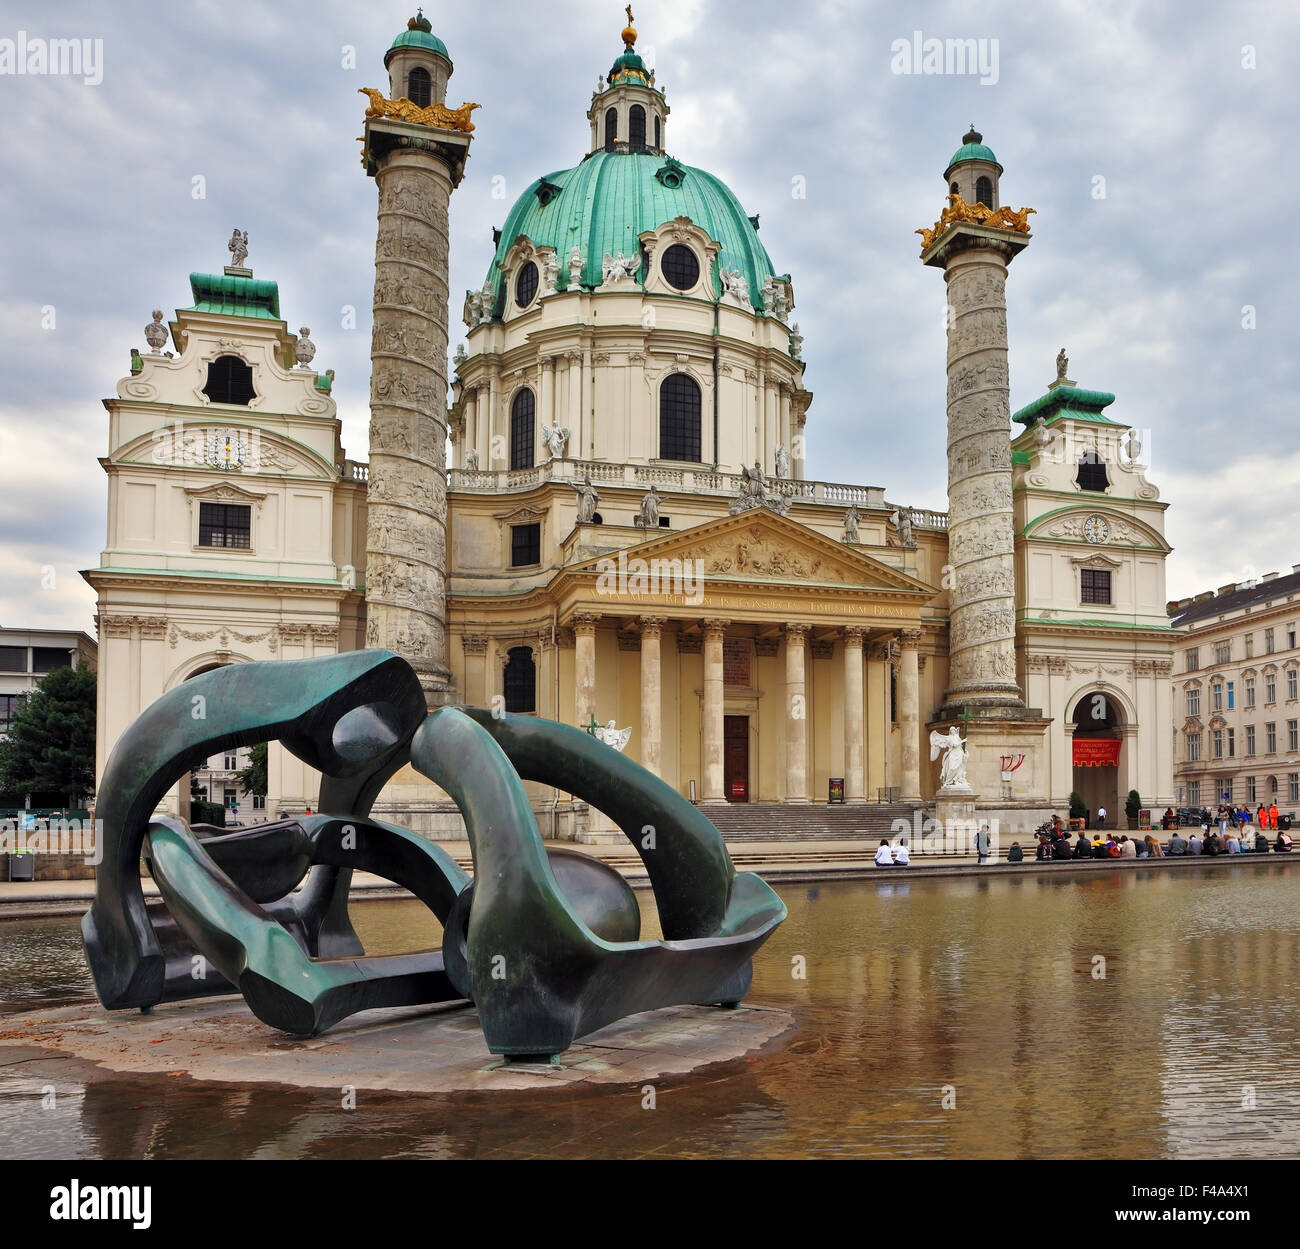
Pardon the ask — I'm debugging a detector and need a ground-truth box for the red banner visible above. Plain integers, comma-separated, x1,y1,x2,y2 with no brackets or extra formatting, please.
1073,737,1121,768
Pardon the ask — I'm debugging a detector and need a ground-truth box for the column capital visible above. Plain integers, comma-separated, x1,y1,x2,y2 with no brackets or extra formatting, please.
462,633,489,655
702,618,730,641
783,622,810,642
899,627,924,650
570,613,601,637
638,616,668,638
843,626,869,647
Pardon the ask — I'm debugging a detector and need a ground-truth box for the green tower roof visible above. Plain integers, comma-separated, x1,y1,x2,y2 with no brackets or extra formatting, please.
186,273,281,320
482,152,777,314
1013,384,1119,428
946,127,1001,174
385,10,450,66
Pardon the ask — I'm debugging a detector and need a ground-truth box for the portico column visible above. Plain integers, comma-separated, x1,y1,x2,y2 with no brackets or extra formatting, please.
844,627,867,802
899,628,923,802
572,613,599,728
540,356,555,431
639,616,666,777
474,385,490,468
487,364,502,468
702,618,728,801
785,623,811,803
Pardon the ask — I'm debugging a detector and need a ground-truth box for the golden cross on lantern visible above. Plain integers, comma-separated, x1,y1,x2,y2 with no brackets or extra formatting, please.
627,6,634,24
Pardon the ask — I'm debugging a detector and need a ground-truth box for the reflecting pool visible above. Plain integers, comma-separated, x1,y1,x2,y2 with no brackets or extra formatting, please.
3,861,1299,1158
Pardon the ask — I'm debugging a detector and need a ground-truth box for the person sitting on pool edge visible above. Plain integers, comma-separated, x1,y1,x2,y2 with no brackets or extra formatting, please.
893,837,911,866
1007,841,1023,862
874,839,895,866
1167,828,1188,855
1276,828,1293,852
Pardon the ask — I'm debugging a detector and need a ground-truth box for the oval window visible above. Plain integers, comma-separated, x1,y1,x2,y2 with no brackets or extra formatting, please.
515,261,539,309
661,244,699,291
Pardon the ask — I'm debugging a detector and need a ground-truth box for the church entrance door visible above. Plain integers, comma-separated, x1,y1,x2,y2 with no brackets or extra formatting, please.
724,716,749,803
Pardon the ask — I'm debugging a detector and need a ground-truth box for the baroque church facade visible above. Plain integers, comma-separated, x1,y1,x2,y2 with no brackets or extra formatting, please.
85,13,1177,840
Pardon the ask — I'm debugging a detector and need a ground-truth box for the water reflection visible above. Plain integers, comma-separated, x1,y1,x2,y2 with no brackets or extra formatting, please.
2,862,1299,1158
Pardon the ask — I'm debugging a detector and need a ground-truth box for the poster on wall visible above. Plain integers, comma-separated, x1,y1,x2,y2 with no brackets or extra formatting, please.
1072,738,1121,768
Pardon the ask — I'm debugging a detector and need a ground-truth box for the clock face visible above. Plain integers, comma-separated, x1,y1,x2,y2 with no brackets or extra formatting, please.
1083,515,1111,544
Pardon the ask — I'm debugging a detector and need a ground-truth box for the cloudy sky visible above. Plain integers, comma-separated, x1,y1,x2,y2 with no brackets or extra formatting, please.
1,0,1295,633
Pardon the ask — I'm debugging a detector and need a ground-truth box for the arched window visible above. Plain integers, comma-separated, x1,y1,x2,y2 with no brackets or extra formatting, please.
654,114,661,149
1076,451,1110,492
407,67,432,108
629,104,646,150
950,181,959,196
515,261,538,309
604,107,618,151
504,647,536,713
975,175,993,208
509,389,535,470
660,373,702,462
203,355,255,406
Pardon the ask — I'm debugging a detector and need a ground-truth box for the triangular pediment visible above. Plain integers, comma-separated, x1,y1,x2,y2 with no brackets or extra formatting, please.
113,424,337,480
564,510,936,597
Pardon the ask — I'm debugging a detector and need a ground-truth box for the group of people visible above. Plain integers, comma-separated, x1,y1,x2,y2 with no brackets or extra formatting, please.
1160,803,1286,833
1005,812,1293,863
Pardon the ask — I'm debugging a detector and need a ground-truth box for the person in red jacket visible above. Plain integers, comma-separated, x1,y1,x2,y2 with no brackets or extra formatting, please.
1268,802,1280,830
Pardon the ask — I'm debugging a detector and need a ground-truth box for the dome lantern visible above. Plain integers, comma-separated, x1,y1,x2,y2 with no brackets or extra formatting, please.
385,8,454,109
587,7,669,157
944,125,1003,210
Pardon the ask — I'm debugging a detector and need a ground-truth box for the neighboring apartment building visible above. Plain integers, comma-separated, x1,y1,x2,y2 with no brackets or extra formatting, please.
1168,567,1300,812
0,627,97,808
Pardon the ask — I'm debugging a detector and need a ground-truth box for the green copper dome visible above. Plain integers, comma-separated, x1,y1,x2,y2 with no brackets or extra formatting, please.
482,152,777,314
386,11,449,66
946,127,1001,173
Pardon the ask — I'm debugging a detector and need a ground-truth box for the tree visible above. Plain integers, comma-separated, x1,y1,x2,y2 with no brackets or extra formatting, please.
0,664,96,806
237,741,268,801
1068,790,1087,820
1125,789,1142,820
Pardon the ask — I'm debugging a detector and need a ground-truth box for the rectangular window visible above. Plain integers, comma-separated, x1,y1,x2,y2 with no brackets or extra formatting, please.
1189,781,1201,806
1213,729,1223,759
1081,568,1112,605
1292,774,1300,803
1216,641,1231,665
510,523,541,568
252,794,266,810
198,502,252,549
1246,725,1256,756
1212,684,1223,712
223,787,238,808
1227,681,1235,709
1186,648,1200,672
1246,677,1256,707
1188,733,1201,762
1290,720,1298,753
1228,728,1235,758
31,647,71,673
1267,675,1277,704
1266,628,1275,654
0,646,26,673
1248,775,1257,804
0,693,26,729
1267,722,1277,753
1290,627,1297,650
1290,670,1298,701
224,755,239,772
1186,688,1200,717
1246,633,1255,658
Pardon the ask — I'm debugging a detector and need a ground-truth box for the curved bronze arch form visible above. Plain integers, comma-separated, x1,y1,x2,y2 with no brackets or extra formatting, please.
83,652,428,1010
413,708,786,1059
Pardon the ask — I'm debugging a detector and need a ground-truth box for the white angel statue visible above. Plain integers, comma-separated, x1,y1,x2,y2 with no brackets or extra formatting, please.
594,719,632,752
929,725,970,790
541,422,570,461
